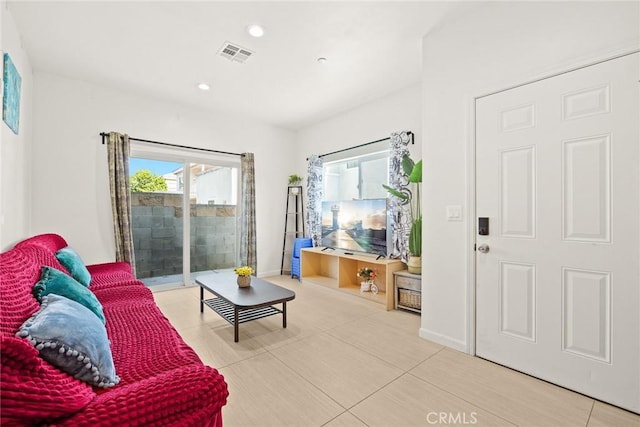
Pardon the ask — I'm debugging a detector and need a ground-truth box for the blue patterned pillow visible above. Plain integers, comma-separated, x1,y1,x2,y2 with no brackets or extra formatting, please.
55,246,91,287
33,266,105,324
16,294,120,388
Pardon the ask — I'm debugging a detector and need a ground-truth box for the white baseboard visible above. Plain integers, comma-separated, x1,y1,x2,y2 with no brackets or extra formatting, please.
419,327,469,354
258,269,284,278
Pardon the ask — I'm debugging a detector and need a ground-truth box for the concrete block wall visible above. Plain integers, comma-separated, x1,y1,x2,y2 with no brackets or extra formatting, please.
131,193,236,278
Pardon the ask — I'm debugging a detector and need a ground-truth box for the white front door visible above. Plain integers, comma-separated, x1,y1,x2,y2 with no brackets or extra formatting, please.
475,53,639,412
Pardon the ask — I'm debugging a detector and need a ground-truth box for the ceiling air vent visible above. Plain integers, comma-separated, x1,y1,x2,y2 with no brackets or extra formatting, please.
218,42,254,63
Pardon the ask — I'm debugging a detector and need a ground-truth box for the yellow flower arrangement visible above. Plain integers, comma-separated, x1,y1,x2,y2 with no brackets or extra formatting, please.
234,266,254,277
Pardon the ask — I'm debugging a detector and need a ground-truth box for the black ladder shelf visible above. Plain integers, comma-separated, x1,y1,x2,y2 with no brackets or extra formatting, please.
280,186,304,275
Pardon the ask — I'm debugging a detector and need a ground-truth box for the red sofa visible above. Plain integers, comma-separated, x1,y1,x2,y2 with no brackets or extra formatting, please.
1,234,228,426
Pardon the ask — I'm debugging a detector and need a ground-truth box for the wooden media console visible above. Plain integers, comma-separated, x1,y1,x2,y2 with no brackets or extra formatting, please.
300,247,405,310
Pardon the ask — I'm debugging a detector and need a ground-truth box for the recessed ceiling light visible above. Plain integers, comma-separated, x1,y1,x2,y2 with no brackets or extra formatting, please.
247,24,265,38
197,82,210,91
317,57,328,64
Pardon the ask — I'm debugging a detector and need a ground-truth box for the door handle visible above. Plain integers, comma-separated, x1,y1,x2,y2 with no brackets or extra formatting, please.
477,244,490,254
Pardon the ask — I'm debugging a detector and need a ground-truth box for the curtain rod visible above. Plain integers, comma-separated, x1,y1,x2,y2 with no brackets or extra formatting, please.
307,131,413,161
99,132,244,157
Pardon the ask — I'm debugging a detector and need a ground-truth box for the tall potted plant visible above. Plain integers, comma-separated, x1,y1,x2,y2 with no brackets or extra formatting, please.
383,155,422,274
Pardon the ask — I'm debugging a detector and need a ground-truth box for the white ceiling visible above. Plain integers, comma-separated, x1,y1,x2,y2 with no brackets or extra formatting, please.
8,1,471,130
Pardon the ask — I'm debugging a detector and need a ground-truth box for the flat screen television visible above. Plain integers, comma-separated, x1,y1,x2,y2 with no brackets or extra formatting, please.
321,199,389,256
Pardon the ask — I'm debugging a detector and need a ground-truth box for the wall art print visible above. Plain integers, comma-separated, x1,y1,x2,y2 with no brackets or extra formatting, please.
3,53,22,135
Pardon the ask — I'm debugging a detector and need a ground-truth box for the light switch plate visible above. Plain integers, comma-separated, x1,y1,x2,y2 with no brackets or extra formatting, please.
446,205,462,221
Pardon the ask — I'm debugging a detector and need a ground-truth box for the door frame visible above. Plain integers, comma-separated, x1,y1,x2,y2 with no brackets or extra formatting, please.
466,47,640,356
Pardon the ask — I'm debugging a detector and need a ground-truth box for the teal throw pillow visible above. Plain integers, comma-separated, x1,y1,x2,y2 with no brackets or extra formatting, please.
16,294,120,388
55,246,91,287
33,266,105,324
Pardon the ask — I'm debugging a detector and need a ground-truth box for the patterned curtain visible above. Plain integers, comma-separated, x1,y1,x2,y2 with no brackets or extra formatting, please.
107,132,136,274
388,131,412,263
305,155,323,246
240,153,257,271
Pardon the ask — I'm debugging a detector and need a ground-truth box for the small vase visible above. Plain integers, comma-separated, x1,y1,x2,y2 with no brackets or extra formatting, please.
237,275,251,288
360,280,372,292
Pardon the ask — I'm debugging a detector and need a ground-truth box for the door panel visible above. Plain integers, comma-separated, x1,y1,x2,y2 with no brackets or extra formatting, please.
562,135,611,242
476,53,639,412
561,267,610,363
500,146,536,238
130,157,185,287
188,162,239,280
499,261,536,342
129,157,239,287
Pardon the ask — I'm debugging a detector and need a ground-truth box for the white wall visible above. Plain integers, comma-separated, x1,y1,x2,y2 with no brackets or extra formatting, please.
0,1,33,249
31,72,295,274
296,83,422,182
421,1,640,351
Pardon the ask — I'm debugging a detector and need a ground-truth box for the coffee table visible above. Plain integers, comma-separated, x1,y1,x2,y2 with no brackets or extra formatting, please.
196,272,296,342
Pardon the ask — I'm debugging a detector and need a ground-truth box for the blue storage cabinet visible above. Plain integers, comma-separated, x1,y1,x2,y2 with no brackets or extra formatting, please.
291,237,312,280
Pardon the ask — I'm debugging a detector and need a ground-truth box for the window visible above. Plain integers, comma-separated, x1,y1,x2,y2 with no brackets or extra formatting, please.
323,150,389,201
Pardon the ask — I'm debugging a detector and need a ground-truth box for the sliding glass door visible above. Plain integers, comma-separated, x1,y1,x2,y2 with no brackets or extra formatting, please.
130,157,184,286
129,154,239,288
187,162,238,282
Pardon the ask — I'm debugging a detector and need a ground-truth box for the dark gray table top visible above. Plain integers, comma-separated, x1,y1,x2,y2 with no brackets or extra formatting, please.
196,271,295,308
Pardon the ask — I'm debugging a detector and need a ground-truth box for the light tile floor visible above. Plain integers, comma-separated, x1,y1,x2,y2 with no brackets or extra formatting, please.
153,276,640,427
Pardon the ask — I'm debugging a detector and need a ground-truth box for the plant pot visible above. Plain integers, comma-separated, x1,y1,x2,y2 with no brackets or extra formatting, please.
290,187,299,195
237,275,251,287
360,281,372,292
407,256,422,275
